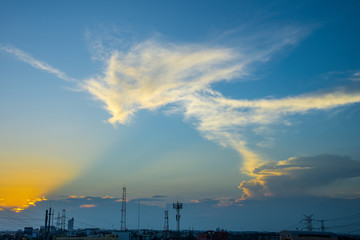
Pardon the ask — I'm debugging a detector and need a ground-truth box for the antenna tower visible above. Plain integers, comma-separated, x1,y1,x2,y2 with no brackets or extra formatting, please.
121,187,127,231
61,209,66,231
173,201,183,233
137,201,140,233
163,210,169,239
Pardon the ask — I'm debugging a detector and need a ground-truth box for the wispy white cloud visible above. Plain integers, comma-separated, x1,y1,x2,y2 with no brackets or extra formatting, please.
82,24,313,127
82,29,360,183
189,197,243,207
0,45,76,82
83,38,247,124
352,72,360,82
3,25,360,201
321,70,360,82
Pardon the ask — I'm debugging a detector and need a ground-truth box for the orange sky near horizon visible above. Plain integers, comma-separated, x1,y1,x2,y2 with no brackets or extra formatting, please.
0,153,78,212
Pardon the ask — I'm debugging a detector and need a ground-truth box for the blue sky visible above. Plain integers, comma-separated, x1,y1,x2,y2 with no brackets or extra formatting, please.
1,0,360,233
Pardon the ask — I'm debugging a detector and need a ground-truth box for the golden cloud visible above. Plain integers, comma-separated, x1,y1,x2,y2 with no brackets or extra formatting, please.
80,204,96,208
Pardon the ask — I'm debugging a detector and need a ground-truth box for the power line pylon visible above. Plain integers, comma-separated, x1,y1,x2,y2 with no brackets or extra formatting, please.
61,209,66,231
56,213,61,230
304,215,313,232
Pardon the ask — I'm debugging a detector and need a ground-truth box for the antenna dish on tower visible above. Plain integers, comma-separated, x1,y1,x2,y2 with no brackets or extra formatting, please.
173,201,183,233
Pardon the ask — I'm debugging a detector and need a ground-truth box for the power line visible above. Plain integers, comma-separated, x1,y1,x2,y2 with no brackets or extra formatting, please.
315,213,360,222
284,218,304,230
326,221,360,230
64,216,106,229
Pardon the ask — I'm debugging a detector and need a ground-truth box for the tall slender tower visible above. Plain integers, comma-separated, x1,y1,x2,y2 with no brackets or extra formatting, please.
45,209,48,235
48,208,52,236
163,210,169,239
121,187,127,231
44,208,52,240
61,209,66,231
173,201,183,233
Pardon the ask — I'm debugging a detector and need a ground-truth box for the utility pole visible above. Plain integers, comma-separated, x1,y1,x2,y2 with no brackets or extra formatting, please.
121,187,127,231
45,209,48,239
44,208,52,240
48,208,52,236
173,201,183,233
137,201,140,233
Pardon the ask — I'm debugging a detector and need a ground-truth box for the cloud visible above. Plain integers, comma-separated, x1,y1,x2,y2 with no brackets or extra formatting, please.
0,45,76,82
66,196,120,202
129,195,167,203
68,195,86,199
320,70,360,83
352,72,360,81
238,155,360,199
81,29,360,201
101,195,115,199
151,195,167,198
190,197,243,207
83,39,245,125
79,204,96,208
130,198,164,202
82,24,314,126
82,36,360,177
3,26,360,202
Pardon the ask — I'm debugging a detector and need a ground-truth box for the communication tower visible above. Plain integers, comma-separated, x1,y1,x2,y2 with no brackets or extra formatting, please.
121,187,127,231
163,210,169,239
173,201,183,232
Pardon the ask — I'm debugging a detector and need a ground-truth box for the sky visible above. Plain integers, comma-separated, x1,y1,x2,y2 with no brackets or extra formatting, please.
1,0,360,233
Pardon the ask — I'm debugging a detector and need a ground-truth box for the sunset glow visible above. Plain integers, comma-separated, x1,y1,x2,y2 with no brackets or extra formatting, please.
0,154,77,212
1,0,360,232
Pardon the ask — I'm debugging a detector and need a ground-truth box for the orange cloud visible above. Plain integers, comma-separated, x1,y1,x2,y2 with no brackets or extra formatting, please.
0,153,77,212
115,198,130,202
101,195,114,199
80,204,96,208
68,195,86,199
